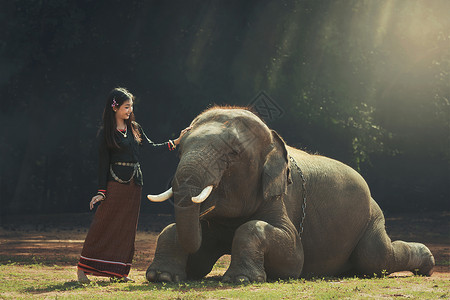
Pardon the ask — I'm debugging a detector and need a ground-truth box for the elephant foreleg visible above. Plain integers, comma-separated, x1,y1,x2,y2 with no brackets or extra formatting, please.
146,223,189,282
223,219,304,283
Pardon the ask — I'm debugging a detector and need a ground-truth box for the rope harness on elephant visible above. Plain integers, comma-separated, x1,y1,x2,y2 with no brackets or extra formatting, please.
289,155,307,238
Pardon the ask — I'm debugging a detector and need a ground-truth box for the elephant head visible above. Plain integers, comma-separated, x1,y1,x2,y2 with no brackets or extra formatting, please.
148,107,291,253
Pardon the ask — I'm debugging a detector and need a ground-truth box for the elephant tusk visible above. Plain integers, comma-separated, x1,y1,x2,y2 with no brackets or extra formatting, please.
147,187,173,202
191,185,213,204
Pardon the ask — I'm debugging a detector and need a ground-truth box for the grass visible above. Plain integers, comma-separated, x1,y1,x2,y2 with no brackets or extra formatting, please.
1,218,448,299
0,262,449,299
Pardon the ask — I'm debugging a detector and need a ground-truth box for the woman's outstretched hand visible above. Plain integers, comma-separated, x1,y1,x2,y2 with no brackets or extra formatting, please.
90,194,104,210
174,126,192,145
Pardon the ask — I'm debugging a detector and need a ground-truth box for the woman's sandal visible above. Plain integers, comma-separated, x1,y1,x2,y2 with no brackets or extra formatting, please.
77,269,90,284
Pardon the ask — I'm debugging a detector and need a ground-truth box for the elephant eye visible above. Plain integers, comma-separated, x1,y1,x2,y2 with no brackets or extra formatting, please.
229,150,239,159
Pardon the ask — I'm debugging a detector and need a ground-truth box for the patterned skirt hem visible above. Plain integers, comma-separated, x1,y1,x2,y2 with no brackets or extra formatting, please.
78,257,131,278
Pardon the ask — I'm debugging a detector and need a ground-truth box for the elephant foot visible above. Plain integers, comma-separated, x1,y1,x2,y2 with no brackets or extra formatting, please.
146,269,185,282
410,243,435,276
146,258,187,283
222,267,266,283
146,224,190,282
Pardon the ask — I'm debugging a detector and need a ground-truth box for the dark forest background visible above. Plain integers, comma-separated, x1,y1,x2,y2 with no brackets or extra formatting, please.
1,0,449,219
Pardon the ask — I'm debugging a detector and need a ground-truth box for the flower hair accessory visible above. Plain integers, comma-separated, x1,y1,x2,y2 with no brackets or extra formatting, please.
111,98,118,108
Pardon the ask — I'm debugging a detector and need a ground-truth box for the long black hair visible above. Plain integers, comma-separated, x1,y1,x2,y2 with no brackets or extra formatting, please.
102,87,141,149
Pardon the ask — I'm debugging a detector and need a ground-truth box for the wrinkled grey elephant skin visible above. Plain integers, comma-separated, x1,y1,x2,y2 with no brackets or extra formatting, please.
146,107,435,283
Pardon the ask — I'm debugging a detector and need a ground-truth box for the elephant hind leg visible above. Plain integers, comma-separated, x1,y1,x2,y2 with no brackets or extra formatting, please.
350,200,435,276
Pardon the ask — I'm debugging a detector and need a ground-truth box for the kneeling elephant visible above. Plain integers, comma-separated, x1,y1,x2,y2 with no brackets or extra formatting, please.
146,106,435,283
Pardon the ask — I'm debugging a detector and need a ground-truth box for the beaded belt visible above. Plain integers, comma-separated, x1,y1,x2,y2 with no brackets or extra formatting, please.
110,162,140,184
114,162,139,167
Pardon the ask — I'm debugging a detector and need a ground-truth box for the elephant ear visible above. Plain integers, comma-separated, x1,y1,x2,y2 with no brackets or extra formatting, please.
262,130,292,201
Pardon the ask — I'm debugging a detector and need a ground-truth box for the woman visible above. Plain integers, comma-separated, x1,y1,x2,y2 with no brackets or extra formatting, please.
77,87,190,283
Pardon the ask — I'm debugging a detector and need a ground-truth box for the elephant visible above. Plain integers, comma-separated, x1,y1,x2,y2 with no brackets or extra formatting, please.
145,106,435,283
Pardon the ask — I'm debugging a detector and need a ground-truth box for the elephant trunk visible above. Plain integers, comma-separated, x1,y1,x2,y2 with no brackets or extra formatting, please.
174,185,215,253
173,152,223,254
175,203,201,254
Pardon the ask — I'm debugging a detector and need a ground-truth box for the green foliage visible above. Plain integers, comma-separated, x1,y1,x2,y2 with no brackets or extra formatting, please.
0,0,449,214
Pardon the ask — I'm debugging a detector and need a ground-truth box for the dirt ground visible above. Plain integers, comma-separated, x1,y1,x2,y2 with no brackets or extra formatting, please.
0,212,448,278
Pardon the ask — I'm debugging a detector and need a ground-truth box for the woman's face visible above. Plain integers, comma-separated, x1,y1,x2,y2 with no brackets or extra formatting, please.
114,99,133,121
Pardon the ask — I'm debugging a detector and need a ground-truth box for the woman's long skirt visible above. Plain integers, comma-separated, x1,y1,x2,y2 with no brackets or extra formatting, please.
77,180,142,278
